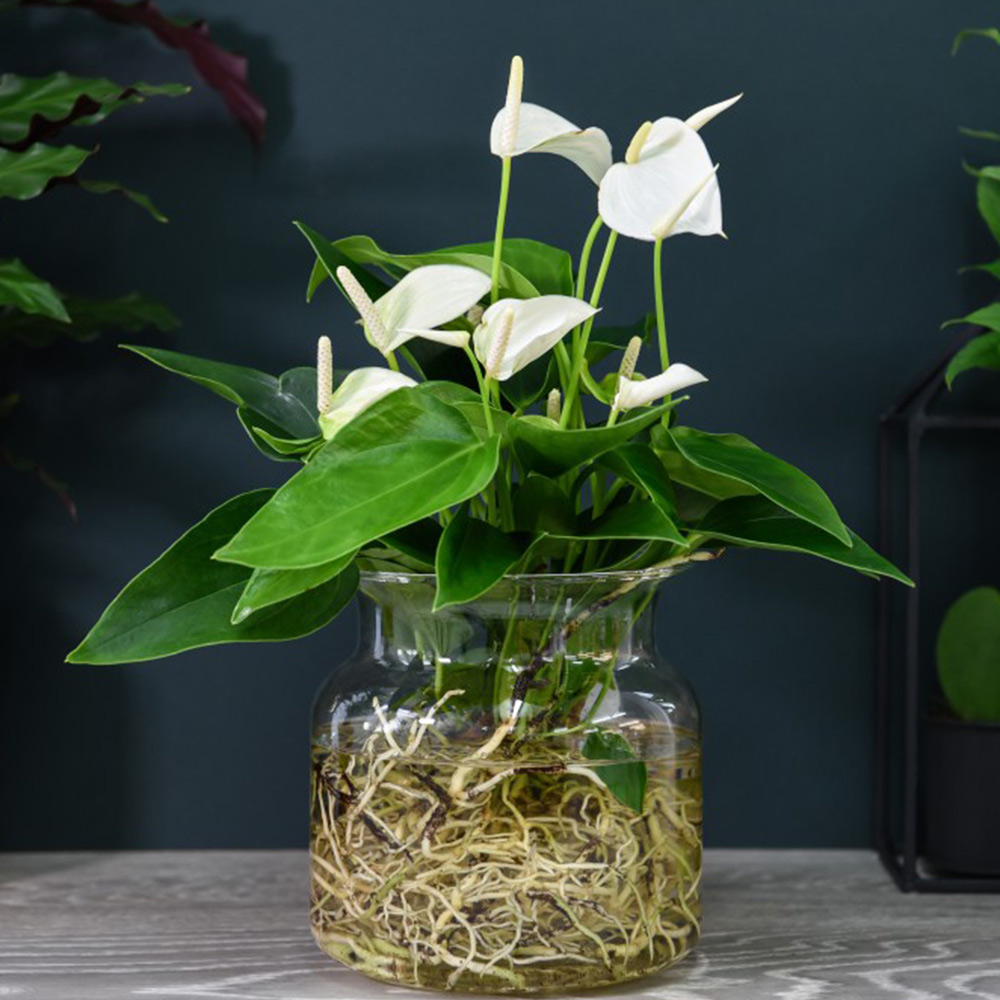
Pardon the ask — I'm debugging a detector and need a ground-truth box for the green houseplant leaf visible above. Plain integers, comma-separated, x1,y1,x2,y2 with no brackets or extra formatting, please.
597,442,678,519
0,257,69,322
945,331,1000,387
507,402,678,478
434,504,526,610
697,495,912,584
123,346,318,439
937,586,1000,721
0,72,188,148
66,490,359,664
215,388,501,569
666,426,851,545
582,731,647,812
0,142,92,200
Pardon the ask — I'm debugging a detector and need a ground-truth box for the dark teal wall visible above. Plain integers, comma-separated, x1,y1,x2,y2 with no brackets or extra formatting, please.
3,0,1000,848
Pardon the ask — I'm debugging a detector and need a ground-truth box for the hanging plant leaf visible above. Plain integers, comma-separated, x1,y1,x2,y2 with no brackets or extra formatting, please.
215,389,501,570
697,495,912,584
66,490,359,664
21,0,267,147
0,72,188,149
582,731,647,812
0,142,92,200
0,257,69,322
123,345,319,439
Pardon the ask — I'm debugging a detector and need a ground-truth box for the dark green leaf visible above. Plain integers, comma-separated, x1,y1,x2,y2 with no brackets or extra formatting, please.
381,518,443,567
598,442,677,519
937,586,1000,721
977,174,1000,246
945,331,1000,386
559,501,685,546
586,314,654,365
500,353,557,409
514,474,576,535
668,426,851,545
295,221,390,303
232,551,357,624
697,495,912,584
123,346,319,439
0,257,69,321
74,177,168,222
215,389,501,569
582,731,647,812
66,490,358,664
445,237,575,295
0,142,92,200
651,424,758,501
507,402,678,478
433,504,526,610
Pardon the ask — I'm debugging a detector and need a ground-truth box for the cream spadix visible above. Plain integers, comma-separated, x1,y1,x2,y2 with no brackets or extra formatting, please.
613,363,707,411
473,296,599,382
318,367,416,441
337,264,490,355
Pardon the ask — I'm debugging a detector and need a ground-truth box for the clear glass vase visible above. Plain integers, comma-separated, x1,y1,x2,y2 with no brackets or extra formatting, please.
310,569,701,994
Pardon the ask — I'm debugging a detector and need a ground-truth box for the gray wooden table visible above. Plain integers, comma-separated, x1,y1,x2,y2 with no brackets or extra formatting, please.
1,850,998,999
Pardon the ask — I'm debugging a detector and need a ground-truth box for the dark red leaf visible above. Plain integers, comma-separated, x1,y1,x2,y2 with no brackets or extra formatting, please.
22,0,267,147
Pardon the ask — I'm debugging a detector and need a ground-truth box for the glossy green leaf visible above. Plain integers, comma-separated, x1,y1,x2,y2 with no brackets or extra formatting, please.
514,474,576,536
74,177,168,222
381,518,442,567
0,257,69,321
583,731,647,812
937,587,1000,721
215,389,501,569
66,491,358,664
0,142,92,200
943,303,1000,334
697,495,911,584
123,346,318,439
295,221,390,303
507,402,677,478
560,501,685,546
236,407,316,463
651,425,759,501
0,72,188,147
232,550,357,624
586,314,654,365
945,331,1000,386
598,442,677,519
668,426,851,545
433,504,526,610
445,237,574,295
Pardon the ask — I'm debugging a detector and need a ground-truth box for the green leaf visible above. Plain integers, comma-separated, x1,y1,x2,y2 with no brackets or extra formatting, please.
697,495,911,584
0,72,188,147
0,142,92,200
214,389,501,569
667,426,851,545
959,127,1000,144
953,27,1000,55
945,331,1000,386
652,424,757,502
123,346,319,439
445,238,575,295
74,177,168,222
586,314,654,365
0,257,69,321
943,303,1000,333
0,292,178,348
559,501,685,546
295,222,391,303
977,174,1000,246
381,518,443,568
500,353,558,410
959,258,1000,280
507,402,678,478
582,731,647,812
66,490,359,664
232,550,357,624
513,474,576,536
598,442,677,520
937,586,1000,721
433,504,525,610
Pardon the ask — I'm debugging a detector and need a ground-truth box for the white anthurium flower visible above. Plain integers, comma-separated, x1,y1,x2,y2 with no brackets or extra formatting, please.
473,296,599,381
597,95,740,242
337,264,490,356
490,103,614,184
318,367,416,441
613,363,707,411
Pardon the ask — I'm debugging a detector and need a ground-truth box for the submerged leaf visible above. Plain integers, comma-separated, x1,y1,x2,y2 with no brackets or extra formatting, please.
583,731,647,812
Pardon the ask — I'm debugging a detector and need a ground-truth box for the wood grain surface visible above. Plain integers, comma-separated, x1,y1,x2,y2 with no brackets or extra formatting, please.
1,850,998,998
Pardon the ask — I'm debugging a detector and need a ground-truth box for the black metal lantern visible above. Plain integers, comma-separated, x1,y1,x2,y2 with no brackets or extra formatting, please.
876,326,1000,892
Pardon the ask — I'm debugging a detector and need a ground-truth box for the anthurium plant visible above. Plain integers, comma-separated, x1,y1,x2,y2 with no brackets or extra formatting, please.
69,56,909,667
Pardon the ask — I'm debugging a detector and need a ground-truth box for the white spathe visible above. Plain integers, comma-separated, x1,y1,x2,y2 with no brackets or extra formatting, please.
473,296,599,382
599,117,722,241
318,368,417,441
366,265,490,354
685,93,743,132
490,103,613,184
613,363,707,410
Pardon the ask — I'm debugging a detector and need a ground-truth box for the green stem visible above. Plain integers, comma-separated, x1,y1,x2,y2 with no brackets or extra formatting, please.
654,237,668,369
463,343,494,436
491,157,513,304
560,230,618,428
386,350,400,373
576,215,604,298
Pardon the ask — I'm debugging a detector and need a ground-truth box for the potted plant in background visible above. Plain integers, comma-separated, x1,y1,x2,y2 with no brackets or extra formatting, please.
68,56,909,993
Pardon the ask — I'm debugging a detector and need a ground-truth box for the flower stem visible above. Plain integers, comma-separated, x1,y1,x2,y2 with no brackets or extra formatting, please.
463,343,494,436
653,237,668,369
491,157,513,304
560,230,618,428
576,216,604,300
386,350,400,373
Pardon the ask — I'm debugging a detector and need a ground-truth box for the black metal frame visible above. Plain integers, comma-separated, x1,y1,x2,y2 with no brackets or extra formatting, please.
875,327,1000,892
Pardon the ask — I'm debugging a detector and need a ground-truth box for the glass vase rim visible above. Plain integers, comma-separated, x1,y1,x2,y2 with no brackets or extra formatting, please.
358,564,691,587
